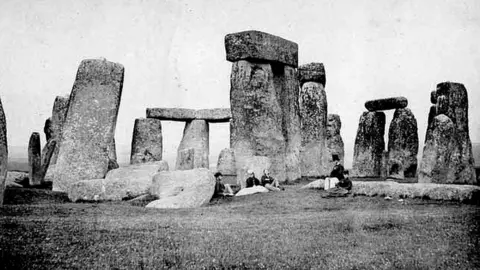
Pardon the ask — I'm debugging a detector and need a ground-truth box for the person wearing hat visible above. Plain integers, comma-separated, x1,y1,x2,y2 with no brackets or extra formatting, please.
213,172,234,197
329,154,345,180
245,169,261,188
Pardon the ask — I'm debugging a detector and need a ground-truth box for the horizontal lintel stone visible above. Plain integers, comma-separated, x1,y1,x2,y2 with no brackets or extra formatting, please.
147,108,231,122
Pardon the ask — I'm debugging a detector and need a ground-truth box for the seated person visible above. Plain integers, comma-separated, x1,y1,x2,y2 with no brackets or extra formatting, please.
323,170,352,198
329,154,345,180
213,172,234,197
245,170,261,188
261,169,283,191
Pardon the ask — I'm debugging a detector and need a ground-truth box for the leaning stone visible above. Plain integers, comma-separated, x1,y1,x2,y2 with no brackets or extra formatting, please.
130,118,163,164
39,139,56,182
49,94,69,165
54,58,124,192
28,132,42,186
387,108,419,178
326,114,345,171
195,108,231,122
0,98,6,206
175,120,209,170
225,30,298,67
298,62,326,86
217,148,236,175
147,168,215,208
364,97,408,111
352,111,386,177
146,108,196,121
7,171,29,185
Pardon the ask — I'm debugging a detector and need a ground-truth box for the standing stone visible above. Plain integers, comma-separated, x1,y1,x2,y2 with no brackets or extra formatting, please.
352,111,386,177
424,105,437,143
217,148,236,175
0,98,7,206
28,132,42,186
39,139,56,182
53,58,124,192
130,118,163,164
299,63,328,177
49,95,69,164
326,114,345,170
418,115,456,183
175,120,209,170
387,108,419,178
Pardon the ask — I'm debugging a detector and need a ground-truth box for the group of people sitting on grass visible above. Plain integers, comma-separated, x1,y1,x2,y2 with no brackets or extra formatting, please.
213,154,353,198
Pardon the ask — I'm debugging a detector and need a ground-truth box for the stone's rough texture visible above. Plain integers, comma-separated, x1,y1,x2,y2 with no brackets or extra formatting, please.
430,90,437,104
49,95,69,165
235,156,271,188
298,62,326,86
44,118,53,142
175,148,196,170
387,108,419,178
300,179,325,189
217,148,236,175
146,108,231,122
39,139,56,182
299,81,328,177
108,137,117,167
147,168,215,208
0,98,7,206
6,171,29,186
225,30,298,67
68,179,106,202
157,160,169,172
28,132,42,186
130,118,163,164
230,60,301,183
352,111,386,177
365,97,408,111
424,105,437,143
54,58,124,192
175,120,209,170
326,114,345,170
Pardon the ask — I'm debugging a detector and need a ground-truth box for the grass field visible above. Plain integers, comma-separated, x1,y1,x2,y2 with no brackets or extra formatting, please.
1,184,480,270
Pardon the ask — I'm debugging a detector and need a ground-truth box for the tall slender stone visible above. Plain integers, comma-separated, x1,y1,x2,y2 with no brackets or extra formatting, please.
326,114,345,170
131,118,163,164
175,120,209,170
299,63,328,177
352,111,386,177
387,108,419,178
49,95,69,164
54,58,124,192
28,132,42,186
0,98,7,206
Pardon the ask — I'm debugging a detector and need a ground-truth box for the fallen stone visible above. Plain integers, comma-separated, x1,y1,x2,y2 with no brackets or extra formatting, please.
217,148,236,175
225,30,298,67
54,58,124,192
298,62,326,86
7,171,29,186
130,118,163,164
28,132,42,186
352,111,386,177
326,114,345,171
0,97,6,206
147,168,215,208
300,179,325,189
146,108,231,122
365,97,408,111
235,185,269,197
175,120,209,170
387,108,419,178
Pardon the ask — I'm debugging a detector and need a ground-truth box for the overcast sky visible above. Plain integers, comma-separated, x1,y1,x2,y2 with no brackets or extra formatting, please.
0,0,479,168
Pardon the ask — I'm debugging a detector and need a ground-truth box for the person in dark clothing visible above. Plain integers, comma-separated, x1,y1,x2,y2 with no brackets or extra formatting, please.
261,169,283,191
329,154,345,180
213,172,234,197
323,170,353,198
245,170,260,188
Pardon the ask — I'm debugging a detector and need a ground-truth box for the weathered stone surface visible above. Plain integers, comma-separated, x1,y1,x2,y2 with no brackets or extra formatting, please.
365,97,408,111
28,132,42,186
108,137,117,167
147,168,215,208
387,108,419,178
424,105,437,143
217,148,236,175
235,185,269,196
225,30,298,67
176,148,195,170
68,179,106,202
130,118,162,164
298,62,326,86
235,156,271,188
6,171,28,186
326,114,345,171
49,95,69,165
44,118,53,142
0,98,7,206
146,108,231,122
352,111,386,177
54,58,124,192
39,139,56,182
157,160,169,172
430,90,437,104
175,120,209,170
230,60,301,183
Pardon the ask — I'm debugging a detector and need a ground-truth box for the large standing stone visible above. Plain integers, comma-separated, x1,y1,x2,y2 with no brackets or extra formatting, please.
175,120,209,170
299,63,328,177
217,148,236,175
130,118,163,164
326,114,345,170
147,168,215,209
53,58,124,192
28,132,42,186
387,108,419,178
365,97,408,111
0,98,7,206
49,95,69,165
352,111,386,177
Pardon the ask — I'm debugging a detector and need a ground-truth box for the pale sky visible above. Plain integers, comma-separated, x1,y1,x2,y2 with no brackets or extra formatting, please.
0,0,479,168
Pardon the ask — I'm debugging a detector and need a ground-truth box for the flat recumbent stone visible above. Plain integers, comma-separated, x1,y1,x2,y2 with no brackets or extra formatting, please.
365,97,408,111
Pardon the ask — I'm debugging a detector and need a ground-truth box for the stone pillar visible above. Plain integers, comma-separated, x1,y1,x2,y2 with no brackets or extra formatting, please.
226,30,301,183
387,108,419,179
352,111,386,177
175,120,209,170
326,114,345,170
217,148,236,185
130,118,163,164
54,58,124,192
0,97,7,206
298,63,328,177
49,95,69,165
28,132,42,186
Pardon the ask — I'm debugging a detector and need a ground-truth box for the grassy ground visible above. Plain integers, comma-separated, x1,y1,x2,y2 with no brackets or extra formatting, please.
1,185,480,269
